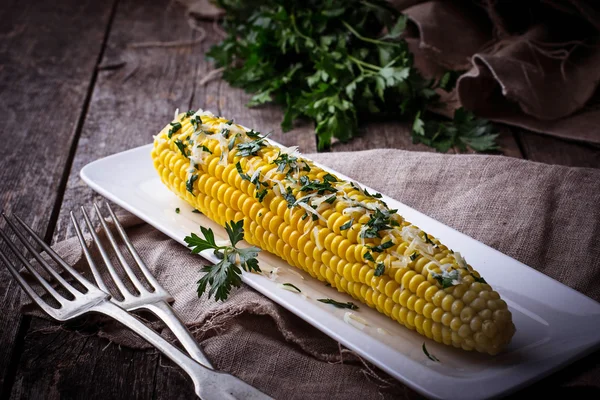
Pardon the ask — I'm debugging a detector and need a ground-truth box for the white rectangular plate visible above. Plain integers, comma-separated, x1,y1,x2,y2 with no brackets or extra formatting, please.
81,143,600,399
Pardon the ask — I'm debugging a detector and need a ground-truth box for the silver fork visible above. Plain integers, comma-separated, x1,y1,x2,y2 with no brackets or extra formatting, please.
0,213,271,400
71,202,212,369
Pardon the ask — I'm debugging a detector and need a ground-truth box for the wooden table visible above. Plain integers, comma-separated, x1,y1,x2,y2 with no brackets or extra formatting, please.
1,1,598,398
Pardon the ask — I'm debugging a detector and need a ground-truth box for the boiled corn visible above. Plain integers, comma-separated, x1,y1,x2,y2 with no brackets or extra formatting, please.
151,109,516,355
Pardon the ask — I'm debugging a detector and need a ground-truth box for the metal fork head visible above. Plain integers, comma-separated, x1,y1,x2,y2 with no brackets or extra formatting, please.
71,202,173,309
0,213,109,321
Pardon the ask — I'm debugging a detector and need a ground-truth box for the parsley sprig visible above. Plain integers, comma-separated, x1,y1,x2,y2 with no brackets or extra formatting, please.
184,220,261,301
422,343,440,362
272,151,311,175
361,209,398,239
317,298,359,310
298,176,337,195
207,0,499,152
237,132,270,156
235,161,270,201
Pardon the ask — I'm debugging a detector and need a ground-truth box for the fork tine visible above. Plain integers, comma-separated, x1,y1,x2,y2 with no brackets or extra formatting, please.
3,214,83,297
0,229,65,306
70,211,110,294
93,203,147,292
11,214,98,293
103,202,162,290
80,206,130,298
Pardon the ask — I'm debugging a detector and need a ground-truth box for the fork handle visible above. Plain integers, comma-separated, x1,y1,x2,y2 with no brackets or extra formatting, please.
139,301,213,369
92,301,271,400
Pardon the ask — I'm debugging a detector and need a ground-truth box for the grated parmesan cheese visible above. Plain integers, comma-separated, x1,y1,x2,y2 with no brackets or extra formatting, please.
268,267,280,281
454,252,470,271
313,226,323,250
297,201,327,223
343,312,368,330
401,226,435,255
342,206,366,216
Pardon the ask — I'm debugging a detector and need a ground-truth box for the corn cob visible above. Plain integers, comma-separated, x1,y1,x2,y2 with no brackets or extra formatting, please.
151,109,516,355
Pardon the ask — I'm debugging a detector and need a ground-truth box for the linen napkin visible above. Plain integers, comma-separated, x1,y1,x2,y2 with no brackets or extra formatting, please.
23,149,600,399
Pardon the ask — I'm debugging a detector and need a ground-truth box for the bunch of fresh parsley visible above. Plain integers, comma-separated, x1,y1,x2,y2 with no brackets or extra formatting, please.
207,0,499,152
184,220,261,301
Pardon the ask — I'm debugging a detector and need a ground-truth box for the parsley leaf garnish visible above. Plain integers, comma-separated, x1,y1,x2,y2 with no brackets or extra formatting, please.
323,173,338,183
340,219,353,231
317,298,359,310
236,161,270,200
423,232,434,245
369,240,395,253
228,135,237,151
282,283,301,293
472,274,487,284
198,144,212,154
168,122,182,138
190,115,203,130
298,177,337,195
246,129,262,139
271,151,310,175
431,269,461,289
422,343,439,362
364,252,375,262
237,133,269,156
235,161,251,181
256,188,268,202
174,139,188,158
185,220,261,301
206,1,500,152
186,174,198,194
374,263,385,277
360,209,397,238
410,251,418,261
282,186,296,208
363,188,382,199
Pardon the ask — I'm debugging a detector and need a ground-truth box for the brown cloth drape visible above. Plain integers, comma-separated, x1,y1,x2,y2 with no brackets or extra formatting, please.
394,0,600,145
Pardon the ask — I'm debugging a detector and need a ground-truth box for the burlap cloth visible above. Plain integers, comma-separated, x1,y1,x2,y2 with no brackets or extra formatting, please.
24,149,600,399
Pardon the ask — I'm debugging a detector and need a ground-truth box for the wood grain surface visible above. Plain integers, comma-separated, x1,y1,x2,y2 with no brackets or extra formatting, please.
9,0,203,397
0,0,116,395
0,0,598,398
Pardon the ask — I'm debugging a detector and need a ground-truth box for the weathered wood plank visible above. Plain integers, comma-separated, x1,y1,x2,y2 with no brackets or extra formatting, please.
493,126,524,159
9,1,202,397
9,318,193,400
517,131,600,168
0,0,115,394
